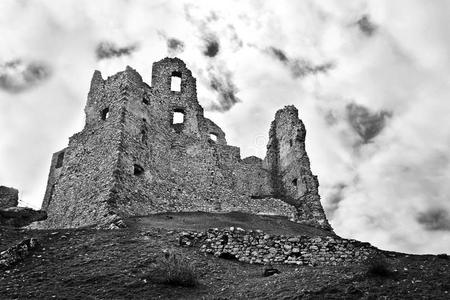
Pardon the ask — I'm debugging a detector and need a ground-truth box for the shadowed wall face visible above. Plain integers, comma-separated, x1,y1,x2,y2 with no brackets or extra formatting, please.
41,58,331,230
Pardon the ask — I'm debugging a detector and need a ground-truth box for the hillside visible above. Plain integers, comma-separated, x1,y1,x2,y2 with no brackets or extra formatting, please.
1,212,449,299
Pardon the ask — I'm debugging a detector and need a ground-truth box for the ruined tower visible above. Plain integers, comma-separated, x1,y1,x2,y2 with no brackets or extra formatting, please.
41,57,331,230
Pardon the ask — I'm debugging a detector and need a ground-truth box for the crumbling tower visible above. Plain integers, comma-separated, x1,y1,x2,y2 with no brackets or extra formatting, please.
41,57,331,230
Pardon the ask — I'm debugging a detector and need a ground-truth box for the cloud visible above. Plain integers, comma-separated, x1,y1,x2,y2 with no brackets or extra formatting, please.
167,38,185,55
0,59,51,93
325,183,347,218
356,15,378,37
346,103,392,143
206,64,240,112
267,47,334,78
417,209,450,231
203,35,220,58
95,41,138,60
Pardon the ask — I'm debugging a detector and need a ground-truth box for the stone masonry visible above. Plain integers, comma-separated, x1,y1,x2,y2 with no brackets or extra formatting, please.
0,186,19,209
41,57,331,230
179,227,376,266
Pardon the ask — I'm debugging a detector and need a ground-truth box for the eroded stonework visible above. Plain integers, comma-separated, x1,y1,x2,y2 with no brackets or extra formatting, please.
41,57,331,230
0,186,18,209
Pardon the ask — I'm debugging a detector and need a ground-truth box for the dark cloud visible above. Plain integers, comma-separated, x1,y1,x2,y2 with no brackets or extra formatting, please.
356,15,377,37
269,47,288,63
0,59,51,93
183,5,227,57
417,209,450,231
207,67,240,112
167,38,185,55
268,47,334,78
346,103,392,143
95,41,137,60
203,37,220,58
290,59,334,78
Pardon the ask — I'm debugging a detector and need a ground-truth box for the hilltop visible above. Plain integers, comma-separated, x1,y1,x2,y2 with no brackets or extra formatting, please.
1,212,449,299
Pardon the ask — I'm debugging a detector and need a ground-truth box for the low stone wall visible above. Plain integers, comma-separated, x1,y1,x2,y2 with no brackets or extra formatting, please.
179,227,377,266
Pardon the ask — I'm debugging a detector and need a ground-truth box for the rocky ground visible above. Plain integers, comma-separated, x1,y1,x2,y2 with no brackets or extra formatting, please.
1,212,449,299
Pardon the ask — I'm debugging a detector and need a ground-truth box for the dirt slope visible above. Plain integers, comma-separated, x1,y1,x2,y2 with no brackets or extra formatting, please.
1,212,449,299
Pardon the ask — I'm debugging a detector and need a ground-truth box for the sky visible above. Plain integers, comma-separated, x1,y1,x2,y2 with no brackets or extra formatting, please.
0,0,449,254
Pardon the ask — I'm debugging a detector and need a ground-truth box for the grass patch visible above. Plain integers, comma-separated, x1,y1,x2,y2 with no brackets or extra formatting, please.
159,250,198,287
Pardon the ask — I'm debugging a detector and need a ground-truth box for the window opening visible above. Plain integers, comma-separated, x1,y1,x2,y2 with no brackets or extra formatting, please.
210,133,218,142
289,139,293,147
292,178,298,187
170,71,182,92
143,98,149,105
101,107,110,120
55,151,65,168
133,164,145,176
141,130,147,143
172,109,185,124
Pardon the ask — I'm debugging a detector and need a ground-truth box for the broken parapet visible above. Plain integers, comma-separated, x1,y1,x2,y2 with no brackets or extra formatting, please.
0,186,18,208
40,57,332,231
264,106,332,230
0,207,47,227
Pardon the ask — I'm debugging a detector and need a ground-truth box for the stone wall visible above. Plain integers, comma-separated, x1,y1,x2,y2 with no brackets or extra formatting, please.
179,227,377,266
264,107,331,229
41,57,332,230
0,186,18,208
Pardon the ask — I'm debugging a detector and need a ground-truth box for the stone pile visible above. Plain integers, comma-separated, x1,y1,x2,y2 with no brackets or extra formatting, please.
179,227,377,266
0,238,39,269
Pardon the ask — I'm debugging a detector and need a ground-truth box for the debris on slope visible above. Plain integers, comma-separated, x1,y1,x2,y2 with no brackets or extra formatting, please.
0,238,39,269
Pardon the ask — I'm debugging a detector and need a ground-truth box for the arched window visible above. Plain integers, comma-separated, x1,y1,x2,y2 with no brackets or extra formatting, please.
170,71,182,92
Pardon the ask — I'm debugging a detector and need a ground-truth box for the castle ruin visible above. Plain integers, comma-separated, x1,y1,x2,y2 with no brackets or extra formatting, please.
41,57,331,230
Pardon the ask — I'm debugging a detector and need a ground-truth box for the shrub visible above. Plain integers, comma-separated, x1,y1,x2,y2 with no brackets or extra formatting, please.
366,256,394,277
437,253,449,260
159,250,198,287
